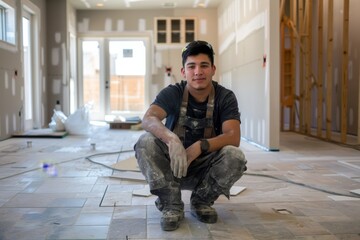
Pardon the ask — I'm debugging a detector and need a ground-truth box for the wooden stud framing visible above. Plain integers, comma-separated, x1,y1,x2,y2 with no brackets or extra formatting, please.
305,0,312,134
280,0,355,145
290,0,297,131
341,0,349,143
326,0,334,139
298,0,304,133
317,0,323,138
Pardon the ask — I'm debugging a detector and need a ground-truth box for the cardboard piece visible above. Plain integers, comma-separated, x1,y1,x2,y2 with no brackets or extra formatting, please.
112,171,145,181
111,156,140,172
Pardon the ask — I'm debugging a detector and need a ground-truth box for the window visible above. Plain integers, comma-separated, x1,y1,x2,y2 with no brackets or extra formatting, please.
0,0,16,47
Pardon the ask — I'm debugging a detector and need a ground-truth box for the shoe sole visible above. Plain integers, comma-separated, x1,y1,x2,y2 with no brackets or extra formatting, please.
191,210,217,223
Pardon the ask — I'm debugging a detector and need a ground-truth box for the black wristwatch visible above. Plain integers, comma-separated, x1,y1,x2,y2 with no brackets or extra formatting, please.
200,139,210,154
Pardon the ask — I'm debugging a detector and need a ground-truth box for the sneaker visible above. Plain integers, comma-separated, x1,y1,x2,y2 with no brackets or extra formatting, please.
161,209,184,231
191,204,218,223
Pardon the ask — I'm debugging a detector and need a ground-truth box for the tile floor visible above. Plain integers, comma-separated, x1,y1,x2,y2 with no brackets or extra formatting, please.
0,124,359,240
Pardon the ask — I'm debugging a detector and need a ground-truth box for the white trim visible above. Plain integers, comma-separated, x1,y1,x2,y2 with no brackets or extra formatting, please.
22,0,41,129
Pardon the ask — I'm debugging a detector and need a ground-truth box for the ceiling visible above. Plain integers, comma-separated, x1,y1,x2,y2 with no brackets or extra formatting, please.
69,0,223,10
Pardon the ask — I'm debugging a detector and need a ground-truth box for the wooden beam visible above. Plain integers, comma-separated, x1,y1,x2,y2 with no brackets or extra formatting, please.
280,20,285,131
290,0,297,131
341,0,349,143
280,0,285,20
317,0,324,137
291,0,297,27
304,0,312,134
298,0,304,133
326,0,334,139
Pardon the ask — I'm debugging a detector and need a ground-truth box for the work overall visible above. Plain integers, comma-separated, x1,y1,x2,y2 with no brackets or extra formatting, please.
134,86,247,213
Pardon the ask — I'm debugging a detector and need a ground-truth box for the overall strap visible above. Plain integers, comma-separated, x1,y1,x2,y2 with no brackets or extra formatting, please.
173,86,189,143
204,85,215,139
173,84,216,143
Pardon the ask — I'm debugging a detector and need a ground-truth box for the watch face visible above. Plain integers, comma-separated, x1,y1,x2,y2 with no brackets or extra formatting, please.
201,139,209,153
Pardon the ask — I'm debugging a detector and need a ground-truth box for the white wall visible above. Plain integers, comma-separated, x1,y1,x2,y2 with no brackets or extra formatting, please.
217,0,280,150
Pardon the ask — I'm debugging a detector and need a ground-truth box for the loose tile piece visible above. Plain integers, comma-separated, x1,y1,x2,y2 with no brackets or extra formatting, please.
349,189,360,196
230,186,246,196
327,195,360,201
133,185,152,197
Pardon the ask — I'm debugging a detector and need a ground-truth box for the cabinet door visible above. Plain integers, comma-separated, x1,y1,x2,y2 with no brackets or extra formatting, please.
185,19,195,43
170,19,181,43
156,19,167,43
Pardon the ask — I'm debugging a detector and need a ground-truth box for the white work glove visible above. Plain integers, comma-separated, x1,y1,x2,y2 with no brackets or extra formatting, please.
167,138,188,178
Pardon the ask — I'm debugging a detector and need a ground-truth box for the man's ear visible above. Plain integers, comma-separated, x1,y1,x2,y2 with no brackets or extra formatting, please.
181,67,186,78
212,65,216,76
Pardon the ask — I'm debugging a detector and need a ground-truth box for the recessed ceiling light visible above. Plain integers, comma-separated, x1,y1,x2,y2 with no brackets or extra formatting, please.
96,3,104,7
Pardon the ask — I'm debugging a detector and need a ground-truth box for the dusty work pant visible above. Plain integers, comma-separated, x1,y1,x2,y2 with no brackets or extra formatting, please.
134,132,247,212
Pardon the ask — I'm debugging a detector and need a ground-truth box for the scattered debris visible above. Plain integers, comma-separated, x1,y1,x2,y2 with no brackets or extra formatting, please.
273,208,292,215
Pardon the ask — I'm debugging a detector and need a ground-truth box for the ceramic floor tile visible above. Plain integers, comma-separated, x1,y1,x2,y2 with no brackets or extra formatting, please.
113,205,147,219
285,217,331,236
108,219,146,239
47,198,86,207
100,191,133,207
1,224,51,240
319,221,360,235
75,212,113,225
14,207,82,227
48,225,109,239
2,193,66,207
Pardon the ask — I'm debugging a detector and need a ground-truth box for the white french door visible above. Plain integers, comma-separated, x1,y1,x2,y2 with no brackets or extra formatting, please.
80,37,148,121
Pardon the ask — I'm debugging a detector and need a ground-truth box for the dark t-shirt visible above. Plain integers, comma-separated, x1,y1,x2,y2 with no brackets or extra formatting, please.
152,80,241,148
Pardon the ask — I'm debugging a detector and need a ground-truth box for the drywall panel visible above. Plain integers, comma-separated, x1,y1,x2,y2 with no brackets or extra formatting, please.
217,0,279,150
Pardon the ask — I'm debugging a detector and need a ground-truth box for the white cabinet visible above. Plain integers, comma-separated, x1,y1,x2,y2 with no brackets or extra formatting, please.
155,17,196,45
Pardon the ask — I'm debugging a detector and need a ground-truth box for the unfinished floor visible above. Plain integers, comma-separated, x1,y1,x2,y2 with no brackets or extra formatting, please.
0,124,359,240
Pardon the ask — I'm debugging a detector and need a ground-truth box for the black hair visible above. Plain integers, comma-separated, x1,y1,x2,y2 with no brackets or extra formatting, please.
181,40,215,66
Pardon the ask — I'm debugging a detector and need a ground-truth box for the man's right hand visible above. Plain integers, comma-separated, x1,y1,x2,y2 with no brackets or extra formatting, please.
168,138,188,178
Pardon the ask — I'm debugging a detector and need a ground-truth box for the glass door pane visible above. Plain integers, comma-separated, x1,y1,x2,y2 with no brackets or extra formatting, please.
108,40,145,114
82,40,101,119
22,14,32,131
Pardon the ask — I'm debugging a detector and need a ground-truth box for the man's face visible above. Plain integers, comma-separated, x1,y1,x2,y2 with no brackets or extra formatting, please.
181,53,216,91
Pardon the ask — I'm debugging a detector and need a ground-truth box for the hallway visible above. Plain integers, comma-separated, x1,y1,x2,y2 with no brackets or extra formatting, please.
0,125,359,239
